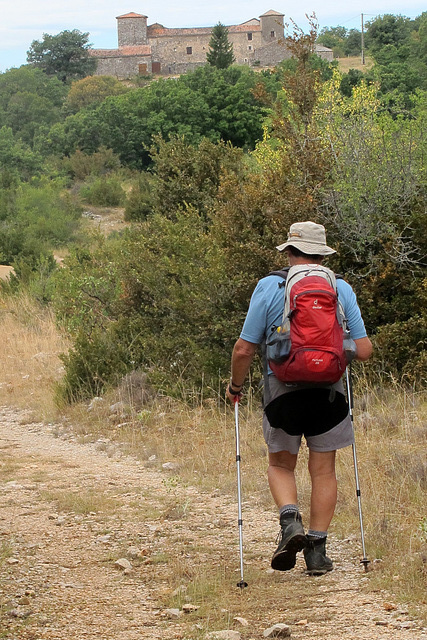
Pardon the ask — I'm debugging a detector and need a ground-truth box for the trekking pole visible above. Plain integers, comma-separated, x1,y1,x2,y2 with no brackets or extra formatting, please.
234,397,248,589
345,365,370,572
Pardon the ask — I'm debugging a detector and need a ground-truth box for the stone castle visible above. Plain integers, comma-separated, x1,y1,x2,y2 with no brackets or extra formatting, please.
90,9,333,77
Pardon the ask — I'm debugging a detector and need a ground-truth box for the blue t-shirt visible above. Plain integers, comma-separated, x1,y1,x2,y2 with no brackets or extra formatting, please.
240,273,367,345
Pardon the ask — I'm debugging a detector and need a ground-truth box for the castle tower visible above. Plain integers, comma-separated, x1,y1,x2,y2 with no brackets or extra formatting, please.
260,9,284,43
117,12,148,47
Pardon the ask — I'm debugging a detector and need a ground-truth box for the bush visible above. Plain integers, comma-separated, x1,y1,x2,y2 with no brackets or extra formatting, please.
80,175,125,207
370,315,427,387
57,328,131,403
65,147,121,180
124,172,154,221
0,178,81,270
65,76,128,113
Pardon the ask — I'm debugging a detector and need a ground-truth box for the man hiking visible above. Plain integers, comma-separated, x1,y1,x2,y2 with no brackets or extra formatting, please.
226,221,372,575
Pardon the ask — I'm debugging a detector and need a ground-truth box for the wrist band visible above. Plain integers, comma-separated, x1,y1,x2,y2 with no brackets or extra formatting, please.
230,380,243,389
228,384,242,396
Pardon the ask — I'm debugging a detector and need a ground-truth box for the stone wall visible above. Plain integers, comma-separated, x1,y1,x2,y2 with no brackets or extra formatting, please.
254,40,292,67
260,13,284,42
314,45,334,62
118,16,148,46
94,54,152,77
149,30,265,70
230,31,263,64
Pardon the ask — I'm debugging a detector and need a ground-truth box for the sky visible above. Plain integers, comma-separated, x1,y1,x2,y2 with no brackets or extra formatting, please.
0,0,425,73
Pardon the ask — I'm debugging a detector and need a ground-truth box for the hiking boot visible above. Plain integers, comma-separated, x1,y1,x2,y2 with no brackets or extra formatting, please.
271,512,306,571
304,536,333,575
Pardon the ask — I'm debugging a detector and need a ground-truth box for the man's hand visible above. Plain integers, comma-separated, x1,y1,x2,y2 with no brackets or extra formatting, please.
226,382,242,404
227,338,258,404
354,337,373,361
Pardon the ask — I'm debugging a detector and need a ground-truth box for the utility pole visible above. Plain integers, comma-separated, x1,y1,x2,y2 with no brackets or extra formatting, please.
361,13,365,65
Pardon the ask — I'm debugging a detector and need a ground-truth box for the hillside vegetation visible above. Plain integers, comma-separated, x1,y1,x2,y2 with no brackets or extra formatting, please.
0,12,426,621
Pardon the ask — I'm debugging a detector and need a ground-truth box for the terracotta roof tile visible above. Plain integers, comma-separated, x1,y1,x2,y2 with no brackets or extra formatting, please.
147,26,211,36
260,9,284,16
147,23,261,38
229,24,261,33
116,12,147,19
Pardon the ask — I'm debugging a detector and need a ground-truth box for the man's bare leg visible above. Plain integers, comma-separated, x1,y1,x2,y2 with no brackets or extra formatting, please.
267,450,298,508
308,449,337,531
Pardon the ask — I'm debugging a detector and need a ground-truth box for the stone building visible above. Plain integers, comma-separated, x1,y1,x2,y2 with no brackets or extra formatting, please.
90,9,332,77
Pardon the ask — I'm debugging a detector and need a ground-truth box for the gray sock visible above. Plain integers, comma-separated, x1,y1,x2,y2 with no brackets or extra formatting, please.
307,529,327,539
279,504,299,518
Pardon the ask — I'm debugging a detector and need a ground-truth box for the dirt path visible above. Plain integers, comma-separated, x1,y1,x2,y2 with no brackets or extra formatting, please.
1,406,426,640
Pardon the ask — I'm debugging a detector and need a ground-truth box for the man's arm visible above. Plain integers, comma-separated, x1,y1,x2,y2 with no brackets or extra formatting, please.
226,338,258,402
354,336,373,361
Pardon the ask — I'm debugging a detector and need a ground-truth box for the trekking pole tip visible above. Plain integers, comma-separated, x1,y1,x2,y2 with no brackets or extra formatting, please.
361,558,370,572
237,580,248,589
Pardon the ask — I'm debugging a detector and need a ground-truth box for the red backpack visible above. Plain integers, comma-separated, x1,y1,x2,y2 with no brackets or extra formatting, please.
266,265,354,384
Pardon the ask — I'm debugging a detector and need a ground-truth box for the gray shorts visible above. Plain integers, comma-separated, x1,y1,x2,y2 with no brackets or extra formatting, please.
262,376,354,455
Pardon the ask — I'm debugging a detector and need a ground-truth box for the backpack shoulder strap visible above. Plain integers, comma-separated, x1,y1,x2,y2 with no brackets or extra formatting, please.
262,268,289,406
268,268,289,278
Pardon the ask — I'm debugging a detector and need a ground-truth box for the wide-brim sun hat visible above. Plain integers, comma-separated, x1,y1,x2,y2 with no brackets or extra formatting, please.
276,221,336,256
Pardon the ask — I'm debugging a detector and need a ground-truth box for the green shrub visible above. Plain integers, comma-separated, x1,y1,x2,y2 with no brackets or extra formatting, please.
0,178,81,270
57,328,131,403
370,314,427,387
65,146,121,180
124,172,154,221
80,175,125,207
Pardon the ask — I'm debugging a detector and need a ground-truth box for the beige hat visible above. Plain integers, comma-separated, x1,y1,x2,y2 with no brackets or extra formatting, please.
276,221,336,256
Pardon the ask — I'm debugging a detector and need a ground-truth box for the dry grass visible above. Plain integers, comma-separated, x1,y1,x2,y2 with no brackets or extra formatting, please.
40,488,119,515
0,540,14,566
82,205,130,237
336,55,374,73
333,381,427,617
0,292,425,621
0,292,69,420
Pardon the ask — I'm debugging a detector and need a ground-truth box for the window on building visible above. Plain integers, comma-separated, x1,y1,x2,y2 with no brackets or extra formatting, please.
248,45,252,51
271,30,276,38
186,46,192,55
248,32,252,41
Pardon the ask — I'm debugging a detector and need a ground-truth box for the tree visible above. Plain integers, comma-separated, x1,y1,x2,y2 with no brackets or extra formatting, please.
314,75,426,350
363,13,426,104
339,68,365,97
0,126,43,180
343,29,362,56
0,67,66,146
317,26,347,57
44,67,266,167
317,26,362,58
365,14,411,56
145,135,244,222
206,23,235,69
65,75,128,113
27,30,96,83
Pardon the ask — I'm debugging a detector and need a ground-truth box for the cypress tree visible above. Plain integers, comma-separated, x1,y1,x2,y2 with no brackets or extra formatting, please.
206,23,235,69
